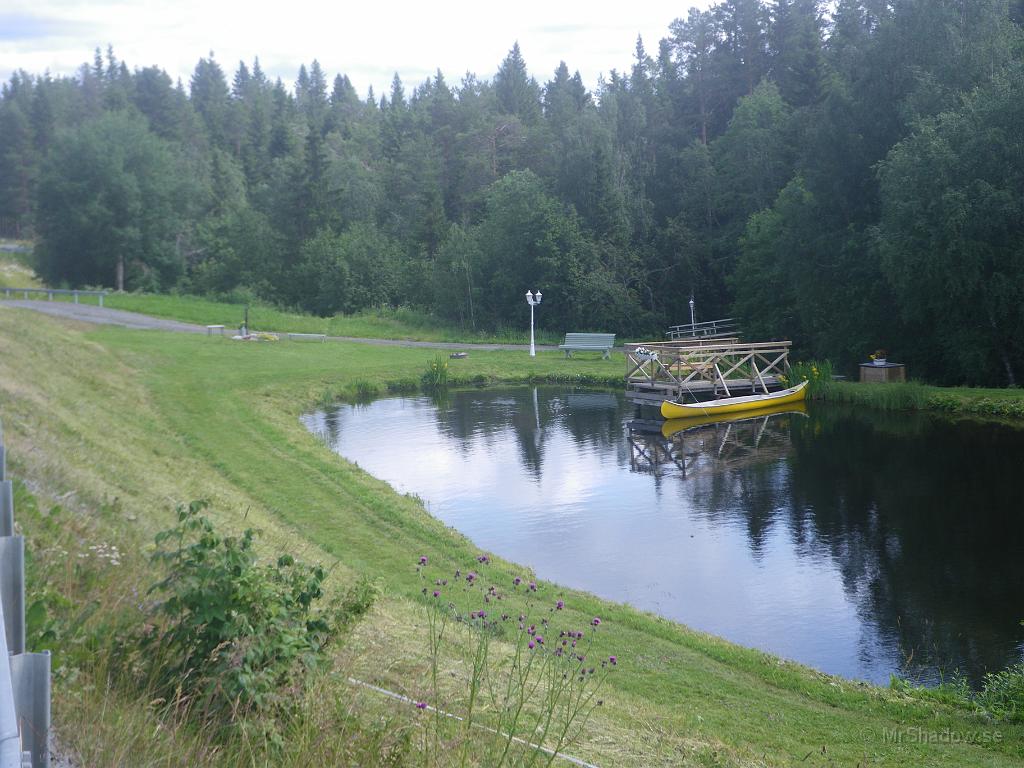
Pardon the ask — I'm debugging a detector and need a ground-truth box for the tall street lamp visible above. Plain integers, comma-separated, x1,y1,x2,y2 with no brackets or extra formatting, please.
526,290,543,357
689,296,696,334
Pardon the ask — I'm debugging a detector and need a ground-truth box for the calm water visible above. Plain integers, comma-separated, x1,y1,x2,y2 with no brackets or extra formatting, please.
302,387,1024,686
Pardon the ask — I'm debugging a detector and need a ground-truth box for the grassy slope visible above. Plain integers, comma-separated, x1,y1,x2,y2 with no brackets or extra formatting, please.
0,250,42,289
0,307,1021,766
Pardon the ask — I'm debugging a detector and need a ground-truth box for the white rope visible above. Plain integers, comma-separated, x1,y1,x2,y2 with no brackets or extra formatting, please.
346,676,602,768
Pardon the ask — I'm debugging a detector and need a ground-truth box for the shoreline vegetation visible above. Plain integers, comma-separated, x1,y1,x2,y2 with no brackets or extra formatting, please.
9,281,1024,419
1,306,1021,766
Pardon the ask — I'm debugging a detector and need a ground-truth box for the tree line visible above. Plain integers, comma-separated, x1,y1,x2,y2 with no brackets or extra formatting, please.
1,0,1023,384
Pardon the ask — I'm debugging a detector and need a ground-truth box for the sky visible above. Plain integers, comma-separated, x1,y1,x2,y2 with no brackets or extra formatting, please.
0,0,715,99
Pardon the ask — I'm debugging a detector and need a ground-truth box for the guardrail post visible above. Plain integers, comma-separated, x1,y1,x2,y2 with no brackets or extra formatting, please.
98,293,104,307
0,600,21,768
0,483,12,538
10,654,49,768
72,292,78,305
0,539,24,656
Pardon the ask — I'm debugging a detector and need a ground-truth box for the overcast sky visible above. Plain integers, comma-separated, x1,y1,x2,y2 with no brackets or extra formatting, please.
1,0,715,99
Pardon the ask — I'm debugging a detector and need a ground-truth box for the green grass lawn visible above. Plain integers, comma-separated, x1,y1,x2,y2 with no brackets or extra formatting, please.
104,292,569,346
1,306,1020,766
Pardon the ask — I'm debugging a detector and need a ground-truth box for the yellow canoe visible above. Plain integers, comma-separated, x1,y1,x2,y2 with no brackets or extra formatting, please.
661,401,807,438
660,380,809,420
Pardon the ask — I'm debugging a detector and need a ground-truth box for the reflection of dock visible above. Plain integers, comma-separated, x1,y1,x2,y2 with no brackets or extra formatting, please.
627,404,805,478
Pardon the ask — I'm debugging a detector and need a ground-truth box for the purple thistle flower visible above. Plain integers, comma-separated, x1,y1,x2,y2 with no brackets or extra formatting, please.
556,600,564,610
529,581,537,592
418,555,428,566
513,576,522,586
609,656,617,665
477,554,489,564
432,590,440,598
466,572,476,583
591,617,601,627
415,701,428,710
528,640,535,650
478,610,487,618
536,635,544,645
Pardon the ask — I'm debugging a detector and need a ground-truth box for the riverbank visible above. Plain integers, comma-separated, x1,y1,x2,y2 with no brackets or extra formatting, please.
824,379,1024,419
0,306,1020,766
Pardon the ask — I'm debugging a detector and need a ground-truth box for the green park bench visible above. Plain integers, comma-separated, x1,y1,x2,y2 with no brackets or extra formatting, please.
559,332,616,359
287,332,327,342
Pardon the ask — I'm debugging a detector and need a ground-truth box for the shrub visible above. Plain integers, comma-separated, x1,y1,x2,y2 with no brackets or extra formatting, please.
140,500,369,730
977,662,1024,722
421,355,449,392
785,359,834,398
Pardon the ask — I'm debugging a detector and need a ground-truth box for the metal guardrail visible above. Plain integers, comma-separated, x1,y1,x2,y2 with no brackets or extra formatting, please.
0,420,50,768
1,288,107,307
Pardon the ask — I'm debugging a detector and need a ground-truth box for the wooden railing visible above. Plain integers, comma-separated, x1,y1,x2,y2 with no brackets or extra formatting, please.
666,317,741,340
624,339,792,398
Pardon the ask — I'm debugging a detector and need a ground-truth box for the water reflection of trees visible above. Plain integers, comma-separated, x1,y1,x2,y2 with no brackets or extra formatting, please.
315,391,1024,685
627,406,1024,683
627,412,799,555
784,408,1024,684
428,387,624,478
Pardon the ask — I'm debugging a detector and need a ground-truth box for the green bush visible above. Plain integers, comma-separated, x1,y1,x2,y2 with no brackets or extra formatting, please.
784,359,834,398
141,500,370,729
977,662,1024,722
421,355,449,392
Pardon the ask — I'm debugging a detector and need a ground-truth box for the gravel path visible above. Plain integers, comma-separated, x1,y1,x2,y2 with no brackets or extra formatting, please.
1,299,558,352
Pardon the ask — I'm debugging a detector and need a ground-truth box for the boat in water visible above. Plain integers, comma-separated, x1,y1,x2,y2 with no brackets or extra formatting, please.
660,379,809,420
660,400,807,437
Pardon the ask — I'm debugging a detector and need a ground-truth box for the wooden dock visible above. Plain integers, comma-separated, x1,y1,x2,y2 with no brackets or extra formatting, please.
624,339,792,405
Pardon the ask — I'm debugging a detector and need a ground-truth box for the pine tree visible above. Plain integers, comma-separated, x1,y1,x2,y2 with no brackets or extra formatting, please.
190,53,231,150
494,43,541,123
770,0,826,107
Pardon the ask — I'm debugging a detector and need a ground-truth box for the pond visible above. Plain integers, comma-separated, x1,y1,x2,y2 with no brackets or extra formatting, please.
302,386,1024,686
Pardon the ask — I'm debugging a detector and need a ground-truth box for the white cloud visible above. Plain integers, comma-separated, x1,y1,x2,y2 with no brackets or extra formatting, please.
1,0,713,97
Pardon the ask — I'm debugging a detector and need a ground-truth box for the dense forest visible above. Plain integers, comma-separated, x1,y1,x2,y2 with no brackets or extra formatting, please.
1,0,1023,384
